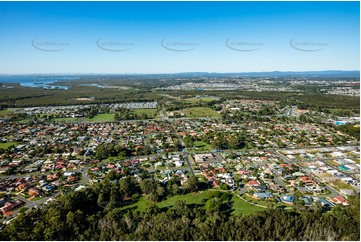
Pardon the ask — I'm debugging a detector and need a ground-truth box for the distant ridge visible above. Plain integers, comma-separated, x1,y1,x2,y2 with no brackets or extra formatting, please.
0,70,359,78
167,70,360,78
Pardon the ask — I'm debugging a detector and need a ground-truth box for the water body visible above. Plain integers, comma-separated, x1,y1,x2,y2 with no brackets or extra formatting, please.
0,75,79,90
79,83,110,88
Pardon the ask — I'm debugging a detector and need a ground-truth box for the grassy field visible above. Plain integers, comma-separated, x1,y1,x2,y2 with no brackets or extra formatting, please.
326,160,341,167
193,141,213,150
157,191,210,208
53,117,78,122
18,118,32,124
0,109,16,117
132,108,158,117
241,194,276,207
182,107,220,118
0,142,18,149
120,190,267,217
84,113,115,122
330,179,355,191
186,97,219,103
120,196,153,211
121,192,211,212
231,195,267,216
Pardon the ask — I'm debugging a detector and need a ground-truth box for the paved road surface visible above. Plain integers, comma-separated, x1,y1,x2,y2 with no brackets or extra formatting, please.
184,152,195,176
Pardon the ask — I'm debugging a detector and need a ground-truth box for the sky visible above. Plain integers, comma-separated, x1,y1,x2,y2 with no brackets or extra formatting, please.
0,1,359,74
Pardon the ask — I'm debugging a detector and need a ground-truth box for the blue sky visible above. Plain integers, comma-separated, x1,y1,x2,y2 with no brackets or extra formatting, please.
0,1,359,74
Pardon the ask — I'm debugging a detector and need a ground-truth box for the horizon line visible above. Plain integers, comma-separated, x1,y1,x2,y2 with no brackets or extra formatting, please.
0,70,360,76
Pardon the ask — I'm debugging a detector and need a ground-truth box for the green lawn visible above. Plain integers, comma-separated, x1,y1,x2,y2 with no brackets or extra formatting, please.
193,141,213,150
186,97,219,103
182,107,220,118
120,196,153,211
0,109,16,117
120,190,267,217
120,191,213,212
326,160,340,167
102,155,126,163
132,109,158,118
231,195,266,216
18,118,33,123
157,191,211,208
330,179,355,191
0,142,18,149
31,196,44,201
294,154,302,160
53,117,78,122
199,97,219,102
84,113,115,122
241,194,271,207
122,192,209,212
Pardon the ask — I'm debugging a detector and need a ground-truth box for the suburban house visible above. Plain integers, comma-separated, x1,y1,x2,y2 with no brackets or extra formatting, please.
280,194,294,204
29,187,41,197
253,192,273,200
247,180,260,188
330,196,349,206
0,200,23,216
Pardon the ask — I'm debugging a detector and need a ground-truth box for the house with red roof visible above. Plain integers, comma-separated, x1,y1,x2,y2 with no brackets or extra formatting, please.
55,164,65,170
330,196,349,206
47,173,59,181
67,175,78,183
238,170,249,175
29,187,41,197
0,200,22,216
179,131,186,136
15,183,31,192
16,177,25,184
212,179,220,188
247,180,260,188
279,164,292,168
299,176,316,186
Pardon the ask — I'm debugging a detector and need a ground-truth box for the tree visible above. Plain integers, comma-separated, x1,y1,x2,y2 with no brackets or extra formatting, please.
95,143,112,160
146,193,158,203
156,186,165,198
294,190,303,199
172,200,190,217
105,170,118,180
170,183,180,195
220,192,231,202
119,177,133,197
206,198,221,214
1,174,359,241
267,202,274,209
185,176,199,192
220,183,229,190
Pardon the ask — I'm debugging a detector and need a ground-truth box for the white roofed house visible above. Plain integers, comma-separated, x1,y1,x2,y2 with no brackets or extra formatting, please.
340,189,355,197
63,171,75,177
174,160,183,167
341,177,354,184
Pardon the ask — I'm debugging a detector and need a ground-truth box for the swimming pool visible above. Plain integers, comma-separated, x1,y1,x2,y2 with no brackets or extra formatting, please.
338,165,350,171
